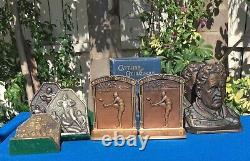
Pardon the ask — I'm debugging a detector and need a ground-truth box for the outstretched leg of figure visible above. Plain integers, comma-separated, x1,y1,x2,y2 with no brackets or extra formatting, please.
113,104,120,128
117,108,125,128
117,110,122,128
164,108,171,127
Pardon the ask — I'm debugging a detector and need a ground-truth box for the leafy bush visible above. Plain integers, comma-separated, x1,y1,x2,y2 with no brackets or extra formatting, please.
18,0,79,87
0,103,18,127
139,0,213,75
0,3,19,82
226,77,250,115
0,2,24,125
4,73,29,112
0,1,79,125
0,74,28,127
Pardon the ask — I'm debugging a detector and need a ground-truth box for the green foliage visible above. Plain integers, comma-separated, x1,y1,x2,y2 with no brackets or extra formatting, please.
0,73,29,127
0,3,13,35
9,0,79,88
226,77,250,115
0,2,25,125
0,41,19,82
52,34,79,88
0,104,16,127
18,0,54,82
140,0,213,75
4,73,29,112
49,3,79,88
0,0,80,124
18,0,79,88
0,2,18,82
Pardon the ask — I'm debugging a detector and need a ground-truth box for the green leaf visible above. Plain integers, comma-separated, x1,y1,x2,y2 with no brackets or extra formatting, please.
164,61,172,74
234,89,244,103
175,60,186,74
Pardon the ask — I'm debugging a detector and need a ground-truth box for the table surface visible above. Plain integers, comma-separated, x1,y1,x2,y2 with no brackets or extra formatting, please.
0,113,30,143
0,114,250,161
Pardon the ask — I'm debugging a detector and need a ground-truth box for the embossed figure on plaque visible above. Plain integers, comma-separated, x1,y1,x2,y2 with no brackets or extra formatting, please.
56,94,83,130
31,83,60,114
147,91,172,127
9,114,61,155
103,92,125,128
139,74,186,139
184,62,241,133
46,89,90,139
41,87,55,104
91,76,137,140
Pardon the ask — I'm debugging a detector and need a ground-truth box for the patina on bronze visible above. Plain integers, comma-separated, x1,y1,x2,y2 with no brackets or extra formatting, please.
139,74,186,139
46,89,90,139
31,82,60,114
9,113,61,155
182,62,206,103
91,76,137,140
184,62,241,133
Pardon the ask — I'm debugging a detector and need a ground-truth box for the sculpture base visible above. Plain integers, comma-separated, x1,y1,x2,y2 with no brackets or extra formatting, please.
139,127,186,139
185,125,241,134
62,133,90,141
91,128,137,140
9,137,60,155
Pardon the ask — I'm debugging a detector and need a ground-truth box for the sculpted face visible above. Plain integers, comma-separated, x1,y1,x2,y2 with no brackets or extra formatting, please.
63,94,68,100
46,87,52,94
113,92,118,97
200,73,223,111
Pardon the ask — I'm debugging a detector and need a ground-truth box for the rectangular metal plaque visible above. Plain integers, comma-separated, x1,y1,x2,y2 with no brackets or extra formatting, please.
91,76,137,139
139,74,186,139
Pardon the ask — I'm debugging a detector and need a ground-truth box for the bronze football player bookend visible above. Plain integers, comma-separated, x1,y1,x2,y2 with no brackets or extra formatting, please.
139,74,186,139
46,89,90,140
103,92,125,128
54,94,86,132
184,62,241,133
147,91,172,127
91,76,137,140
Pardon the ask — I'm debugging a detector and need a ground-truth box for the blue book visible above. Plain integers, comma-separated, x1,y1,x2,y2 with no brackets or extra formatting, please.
110,57,161,80
110,57,161,129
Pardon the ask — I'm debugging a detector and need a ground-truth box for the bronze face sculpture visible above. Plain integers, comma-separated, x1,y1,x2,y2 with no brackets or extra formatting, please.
184,62,241,133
